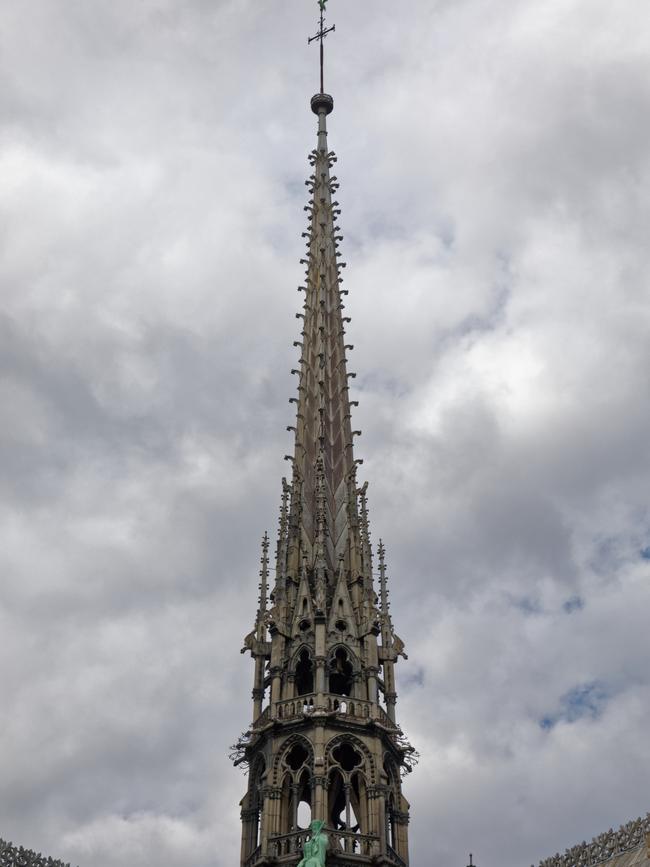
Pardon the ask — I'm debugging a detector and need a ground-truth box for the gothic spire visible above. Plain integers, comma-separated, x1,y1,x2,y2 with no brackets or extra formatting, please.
236,10,414,863
256,532,269,638
378,539,390,621
286,84,360,582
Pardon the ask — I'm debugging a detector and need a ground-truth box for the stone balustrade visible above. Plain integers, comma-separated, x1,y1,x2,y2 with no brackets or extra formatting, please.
269,830,310,858
329,830,379,856
271,693,398,729
269,829,379,860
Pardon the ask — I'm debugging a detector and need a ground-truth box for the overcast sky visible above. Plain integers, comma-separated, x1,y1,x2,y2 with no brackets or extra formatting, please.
1,1,650,866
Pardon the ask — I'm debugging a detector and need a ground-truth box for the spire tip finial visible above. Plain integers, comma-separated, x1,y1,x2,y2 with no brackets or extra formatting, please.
308,0,335,97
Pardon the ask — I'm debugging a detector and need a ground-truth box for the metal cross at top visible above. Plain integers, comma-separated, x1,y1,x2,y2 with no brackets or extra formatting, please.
308,0,335,94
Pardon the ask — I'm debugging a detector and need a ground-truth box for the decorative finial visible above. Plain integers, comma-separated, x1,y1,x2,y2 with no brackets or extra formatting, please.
378,539,389,616
308,0,335,97
467,855,475,867
256,532,270,629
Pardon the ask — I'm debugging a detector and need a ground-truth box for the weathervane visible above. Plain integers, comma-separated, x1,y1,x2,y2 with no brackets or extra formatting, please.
308,0,335,94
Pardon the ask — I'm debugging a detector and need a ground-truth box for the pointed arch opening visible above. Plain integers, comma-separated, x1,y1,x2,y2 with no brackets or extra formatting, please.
350,771,367,836
384,755,401,855
329,647,353,696
328,769,347,832
279,773,292,836
296,769,312,830
295,648,314,696
328,765,366,854
245,757,266,858
387,792,397,851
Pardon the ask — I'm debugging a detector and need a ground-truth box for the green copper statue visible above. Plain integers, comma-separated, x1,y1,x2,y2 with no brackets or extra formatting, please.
297,820,328,867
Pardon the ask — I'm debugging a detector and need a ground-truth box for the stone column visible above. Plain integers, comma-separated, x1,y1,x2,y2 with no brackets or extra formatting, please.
370,785,385,857
394,810,410,861
344,783,352,851
252,648,264,720
283,673,295,701
291,782,299,830
269,625,283,708
384,656,397,722
259,787,271,857
312,774,327,830
366,666,379,707
315,610,327,703
240,806,257,865
312,719,327,822
366,632,380,706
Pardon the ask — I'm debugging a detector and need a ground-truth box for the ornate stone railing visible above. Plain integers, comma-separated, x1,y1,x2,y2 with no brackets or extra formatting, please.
324,696,374,722
329,830,379,856
269,829,379,859
274,693,397,728
269,830,310,858
276,695,317,721
537,813,650,867
0,839,76,867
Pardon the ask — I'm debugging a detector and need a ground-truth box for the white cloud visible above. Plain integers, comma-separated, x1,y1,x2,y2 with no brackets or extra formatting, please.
1,1,649,866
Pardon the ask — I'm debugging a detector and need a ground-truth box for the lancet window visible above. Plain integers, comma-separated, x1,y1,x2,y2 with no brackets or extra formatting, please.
242,757,266,861
328,646,354,696
384,756,403,857
325,737,373,855
295,647,314,696
277,739,313,836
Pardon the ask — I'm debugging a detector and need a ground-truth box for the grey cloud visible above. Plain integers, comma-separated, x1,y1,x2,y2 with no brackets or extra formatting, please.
1,1,650,866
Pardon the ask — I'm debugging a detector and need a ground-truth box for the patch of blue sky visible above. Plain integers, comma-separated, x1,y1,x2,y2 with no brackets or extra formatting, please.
510,595,543,616
403,667,425,689
640,546,650,560
588,535,627,576
563,595,584,614
539,681,610,731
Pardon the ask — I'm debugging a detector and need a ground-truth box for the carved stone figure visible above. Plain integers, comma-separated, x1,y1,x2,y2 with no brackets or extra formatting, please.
297,820,328,867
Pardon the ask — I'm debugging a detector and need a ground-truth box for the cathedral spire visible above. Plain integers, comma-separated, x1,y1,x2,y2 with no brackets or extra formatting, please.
285,42,360,581
378,539,390,621
236,9,413,864
256,532,269,637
